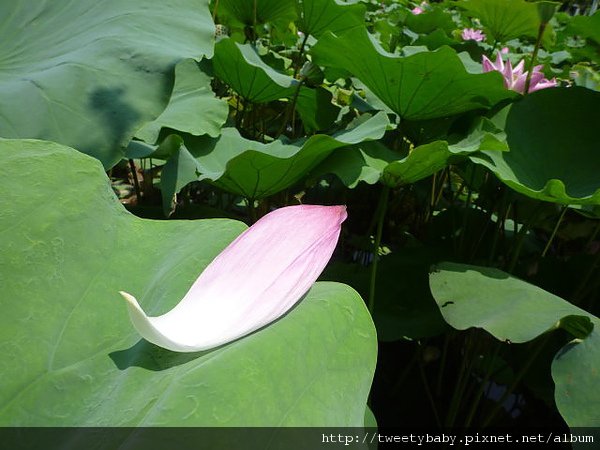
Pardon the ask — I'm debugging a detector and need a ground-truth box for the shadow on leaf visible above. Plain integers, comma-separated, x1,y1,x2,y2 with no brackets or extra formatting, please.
109,339,209,371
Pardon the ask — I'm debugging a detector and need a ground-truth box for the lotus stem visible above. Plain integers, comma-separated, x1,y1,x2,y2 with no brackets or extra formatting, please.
418,346,442,428
490,38,499,53
572,245,600,304
585,218,600,248
524,22,547,94
246,198,258,223
464,340,501,427
294,33,310,78
276,77,306,138
507,202,544,273
212,0,219,22
392,350,419,396
368,185,390,314
436,333,451,397
486,187,509,265
541,205,568,257
482,335,550,427
458,168,477,257
445,333,477,427
128,159,142,203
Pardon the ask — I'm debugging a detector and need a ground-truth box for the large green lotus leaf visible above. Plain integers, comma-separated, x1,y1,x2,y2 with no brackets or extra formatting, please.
213,38,299,103
458,0,542,43
404,8,456,35
470,87,600,205
570,11,600,45
201,113,388,198
161,111,389,200
0,139,377,427
0,0,215,169
429,262,596,343
218,0,297,26
429,262,598,427
297,0,366,38
311,27,516,120
569,11,600,64
136,59,229,144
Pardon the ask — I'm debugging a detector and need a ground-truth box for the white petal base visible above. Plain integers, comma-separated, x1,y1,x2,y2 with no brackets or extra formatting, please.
119,291,211,352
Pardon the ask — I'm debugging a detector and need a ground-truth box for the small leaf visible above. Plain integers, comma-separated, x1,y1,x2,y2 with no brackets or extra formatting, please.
383,141,454,187
537,1,559,24
295,87,340,132
159,142,201,216
136,59,229,143
315,141,398,188
557,315,594,340
213,38,298,103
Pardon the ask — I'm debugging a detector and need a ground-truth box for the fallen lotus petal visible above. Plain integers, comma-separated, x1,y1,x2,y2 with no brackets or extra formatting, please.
120,204,347,352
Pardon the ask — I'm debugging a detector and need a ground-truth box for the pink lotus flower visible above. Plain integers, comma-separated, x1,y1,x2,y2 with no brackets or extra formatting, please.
461,28,486,42
411,1,428,14
482,52,557,94
120,205,347,352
